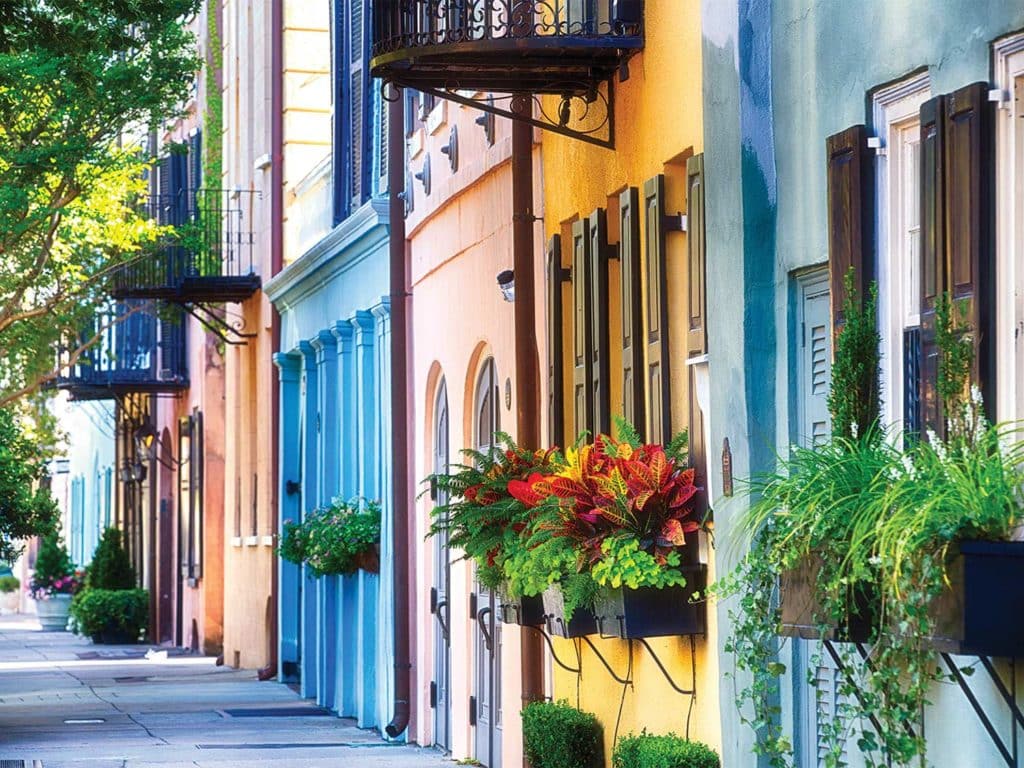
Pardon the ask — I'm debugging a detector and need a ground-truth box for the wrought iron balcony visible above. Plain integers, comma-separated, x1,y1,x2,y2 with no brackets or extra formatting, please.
371,0,644,146
56,302,189,400
111,189,260,303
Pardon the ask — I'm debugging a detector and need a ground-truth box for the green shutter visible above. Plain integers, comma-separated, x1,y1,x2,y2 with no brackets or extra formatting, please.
546,234,566,446
643,175,670,444
686,154,707,357
589,208,611,437
919,95,946,436
572,217,593,438
619,187,644,431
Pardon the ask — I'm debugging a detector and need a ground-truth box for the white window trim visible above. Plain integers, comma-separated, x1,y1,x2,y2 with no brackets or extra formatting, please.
994,33,1024,422
872,72,931,429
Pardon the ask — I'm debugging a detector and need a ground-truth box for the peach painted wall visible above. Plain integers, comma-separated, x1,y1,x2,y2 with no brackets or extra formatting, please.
407,99,547,767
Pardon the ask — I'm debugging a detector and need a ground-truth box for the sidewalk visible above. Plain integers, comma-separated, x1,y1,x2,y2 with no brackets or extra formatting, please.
0,615,451,767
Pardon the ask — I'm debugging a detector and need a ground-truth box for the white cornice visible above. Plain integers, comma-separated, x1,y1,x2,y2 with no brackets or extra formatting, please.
265,197,390,309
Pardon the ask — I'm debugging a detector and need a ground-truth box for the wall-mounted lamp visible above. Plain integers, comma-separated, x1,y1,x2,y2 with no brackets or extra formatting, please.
131,461,147,484
134,420,158,462
497,269,515,303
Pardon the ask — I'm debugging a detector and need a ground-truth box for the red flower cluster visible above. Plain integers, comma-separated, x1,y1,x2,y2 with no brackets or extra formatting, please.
508,435,701,564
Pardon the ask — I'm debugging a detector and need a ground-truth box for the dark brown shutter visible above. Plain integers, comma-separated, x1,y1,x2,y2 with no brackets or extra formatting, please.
944,82,996,411
546,234,565,446
619,187,644,431
826,125,874,335
918,95,947,435
572,217,593,438
588,208,611,436
644,175,671,444
686,154,707,357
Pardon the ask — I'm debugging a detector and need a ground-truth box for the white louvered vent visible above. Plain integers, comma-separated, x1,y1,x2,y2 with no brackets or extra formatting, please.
810,323,828,395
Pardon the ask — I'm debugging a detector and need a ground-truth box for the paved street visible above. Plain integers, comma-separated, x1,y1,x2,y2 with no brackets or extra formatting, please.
0,616,451,768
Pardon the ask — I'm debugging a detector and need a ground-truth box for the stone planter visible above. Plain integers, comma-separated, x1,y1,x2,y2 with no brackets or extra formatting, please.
542,584,597,638
36,594,72,631
594,566,707,639
0,590,19,615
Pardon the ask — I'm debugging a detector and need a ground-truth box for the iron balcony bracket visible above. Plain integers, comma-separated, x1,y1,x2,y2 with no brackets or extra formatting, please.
180,302,258,346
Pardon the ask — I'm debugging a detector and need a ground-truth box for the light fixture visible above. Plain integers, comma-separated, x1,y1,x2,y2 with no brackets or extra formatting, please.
497,269,515,303
130,460,147,484
134,420,158,462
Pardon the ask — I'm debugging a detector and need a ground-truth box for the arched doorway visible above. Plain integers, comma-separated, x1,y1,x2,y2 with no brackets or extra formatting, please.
473,357,501,768
431,378,452,751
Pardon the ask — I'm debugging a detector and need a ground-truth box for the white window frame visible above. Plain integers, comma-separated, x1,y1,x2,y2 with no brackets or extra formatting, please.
872,72,931,429
994,33,1024,423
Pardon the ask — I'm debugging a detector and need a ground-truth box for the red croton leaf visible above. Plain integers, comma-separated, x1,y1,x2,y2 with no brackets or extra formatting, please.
507,473,549,508
658,518,688,547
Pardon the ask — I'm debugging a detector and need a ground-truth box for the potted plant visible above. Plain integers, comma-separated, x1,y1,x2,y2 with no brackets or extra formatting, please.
279,497,382,577
28,533,81,631
613,731,719,768
426,436,560,628
0,575,20,614
507,422,707,639
718,279,1024,767
521,700,603,768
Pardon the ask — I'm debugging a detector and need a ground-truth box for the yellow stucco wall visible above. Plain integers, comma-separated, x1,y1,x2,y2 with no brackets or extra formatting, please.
540,0,721,762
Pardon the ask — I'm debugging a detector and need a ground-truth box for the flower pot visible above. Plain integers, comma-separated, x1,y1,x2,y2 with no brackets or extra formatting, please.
779,554,876,643
542,585,597,638
354,544,380,574
36,594,72,631
499,594,546,627
927,540,1024,657
593,566,707,639
0,590,19,615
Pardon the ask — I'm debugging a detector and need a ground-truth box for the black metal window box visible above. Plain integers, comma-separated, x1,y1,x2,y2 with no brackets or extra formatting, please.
111,189,260,304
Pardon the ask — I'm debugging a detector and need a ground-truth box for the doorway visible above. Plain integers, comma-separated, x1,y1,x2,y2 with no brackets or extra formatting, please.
431,379,452,751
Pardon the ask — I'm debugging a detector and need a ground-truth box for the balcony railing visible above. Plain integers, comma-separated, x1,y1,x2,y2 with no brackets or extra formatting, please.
371,0,642,93
371,0,642,146
56,302,189,400
111,189,260,303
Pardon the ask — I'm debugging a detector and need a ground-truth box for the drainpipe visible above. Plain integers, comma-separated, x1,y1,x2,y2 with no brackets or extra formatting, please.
258,0,284,682
385,85,412,739
512,118,545,722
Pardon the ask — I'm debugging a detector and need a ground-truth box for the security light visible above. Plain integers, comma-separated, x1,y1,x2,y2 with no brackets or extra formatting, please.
497,269,515,303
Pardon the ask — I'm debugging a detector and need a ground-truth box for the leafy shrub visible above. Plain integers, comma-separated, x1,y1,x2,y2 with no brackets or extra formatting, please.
613,732,719,768
0,575,19,593
88,528,135,589
279,498,381,577
521,700,603,768
70,588,148,642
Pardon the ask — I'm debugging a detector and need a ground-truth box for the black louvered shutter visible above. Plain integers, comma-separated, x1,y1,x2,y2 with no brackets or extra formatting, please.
547,235,565,446
644,175,671,444
686,154,707,357
944,82,996,414
826,125,874,336
919,96,947,436
619,187,644,431
188,131,202,197
589,208,611,436
572,217,593,438
157,157,172,225
350,0,367,209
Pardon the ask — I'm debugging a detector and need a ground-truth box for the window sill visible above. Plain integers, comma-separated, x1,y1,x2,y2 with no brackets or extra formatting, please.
244,536,260,547
230,536,243,548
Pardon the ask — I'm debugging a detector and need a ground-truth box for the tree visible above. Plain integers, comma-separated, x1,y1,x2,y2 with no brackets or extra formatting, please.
0,407,59,561
0,0,201,407
88,528,136,590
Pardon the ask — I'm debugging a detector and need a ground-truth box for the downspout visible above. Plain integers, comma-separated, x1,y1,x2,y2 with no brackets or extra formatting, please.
385,85,411,738
512,119,545,722
258,0,284,682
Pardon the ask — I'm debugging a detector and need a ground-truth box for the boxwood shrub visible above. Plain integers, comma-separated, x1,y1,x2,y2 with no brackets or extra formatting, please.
613,732,720,768
71,588,148,643
521,700,603,768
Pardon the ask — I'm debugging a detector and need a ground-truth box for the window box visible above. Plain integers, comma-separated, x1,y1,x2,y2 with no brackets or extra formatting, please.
593,566,706,639
779,553,876,643
542,585,597,639
499,594,545,627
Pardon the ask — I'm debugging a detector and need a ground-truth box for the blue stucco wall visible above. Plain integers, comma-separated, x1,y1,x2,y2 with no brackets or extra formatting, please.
702,2,1024,766
268,198,392,735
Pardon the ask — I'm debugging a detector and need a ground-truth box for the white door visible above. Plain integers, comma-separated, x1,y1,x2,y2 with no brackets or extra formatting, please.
432,380,452,751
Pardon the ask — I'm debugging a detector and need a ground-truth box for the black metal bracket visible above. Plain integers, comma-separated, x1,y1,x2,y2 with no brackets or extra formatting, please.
942,654,1022,767
416,80,616,150
179,302,257,345
635,636,697,696
580,635,632,685
524,624,581,674
823,640,886,740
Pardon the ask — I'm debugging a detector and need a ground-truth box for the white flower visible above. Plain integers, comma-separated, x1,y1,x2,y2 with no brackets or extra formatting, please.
901,454,917,479
850,422,859,439
971,384,983,408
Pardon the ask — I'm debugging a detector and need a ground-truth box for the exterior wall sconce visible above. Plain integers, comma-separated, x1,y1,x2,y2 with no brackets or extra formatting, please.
134,420,158,461
497,269,515,302
415,153,431,196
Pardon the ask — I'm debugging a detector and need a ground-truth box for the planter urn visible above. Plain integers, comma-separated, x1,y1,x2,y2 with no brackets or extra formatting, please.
0,591,18,615
36,594,72,631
